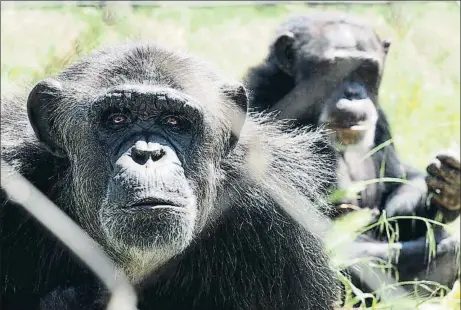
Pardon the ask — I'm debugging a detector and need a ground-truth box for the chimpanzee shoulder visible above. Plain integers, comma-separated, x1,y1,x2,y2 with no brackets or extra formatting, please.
245,56,295,113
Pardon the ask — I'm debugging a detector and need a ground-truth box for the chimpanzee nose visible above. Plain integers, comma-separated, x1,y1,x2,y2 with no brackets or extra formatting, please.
344,87,360,100
343,85,366,101
131,141,166,165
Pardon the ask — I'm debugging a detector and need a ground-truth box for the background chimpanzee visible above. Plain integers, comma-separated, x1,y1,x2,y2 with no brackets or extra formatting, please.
244,12,460,299
1,42,339,309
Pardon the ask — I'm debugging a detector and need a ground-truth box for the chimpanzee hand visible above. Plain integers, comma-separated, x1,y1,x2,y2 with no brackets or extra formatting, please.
426,149,461,211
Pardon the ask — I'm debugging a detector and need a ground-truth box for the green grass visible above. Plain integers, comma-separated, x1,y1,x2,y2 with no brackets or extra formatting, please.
1,1,459,170
1,1,460,309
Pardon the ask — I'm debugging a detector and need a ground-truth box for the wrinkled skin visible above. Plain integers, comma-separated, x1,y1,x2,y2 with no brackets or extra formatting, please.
245,12,460,304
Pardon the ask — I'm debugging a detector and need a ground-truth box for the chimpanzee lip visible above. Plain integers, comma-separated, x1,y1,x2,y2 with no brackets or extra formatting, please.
125,198,184,212
327,121,370,131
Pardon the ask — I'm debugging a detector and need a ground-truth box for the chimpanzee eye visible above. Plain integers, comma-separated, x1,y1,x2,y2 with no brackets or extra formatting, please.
163,115,182,127
162,115,191,133
165,116,180,127
105,112,131,128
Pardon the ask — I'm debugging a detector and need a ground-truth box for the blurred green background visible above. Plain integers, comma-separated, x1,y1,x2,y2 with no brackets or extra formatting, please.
1,1,460,309
1,1,460,170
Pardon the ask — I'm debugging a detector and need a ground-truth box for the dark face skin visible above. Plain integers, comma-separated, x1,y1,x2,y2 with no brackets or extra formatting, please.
317,67,379,150
272,19,390,150
91,85,199,250
28,82,202,276
26,48,248,281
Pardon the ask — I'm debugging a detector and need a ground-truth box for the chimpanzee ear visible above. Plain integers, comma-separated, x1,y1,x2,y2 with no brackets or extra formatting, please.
273,31,296,76
27,78,66,158
382,39,391,55
220,82,249,153
221,82,248,114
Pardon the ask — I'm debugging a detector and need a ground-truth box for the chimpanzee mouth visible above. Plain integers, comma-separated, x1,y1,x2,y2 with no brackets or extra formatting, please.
327,121,371,131
124,198,185,212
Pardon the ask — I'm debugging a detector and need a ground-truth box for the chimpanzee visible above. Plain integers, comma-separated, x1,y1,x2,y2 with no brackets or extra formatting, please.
244,12,460,300
0,42,339,310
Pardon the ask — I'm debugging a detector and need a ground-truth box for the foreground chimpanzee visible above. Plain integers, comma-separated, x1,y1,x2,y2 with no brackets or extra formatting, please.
244,13,460,300
1,42,339,309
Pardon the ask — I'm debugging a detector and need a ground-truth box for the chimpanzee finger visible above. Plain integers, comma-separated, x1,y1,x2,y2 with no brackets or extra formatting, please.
427,176,461,210
426,175,445,193
427,158,442,178
426,175,460,196
427,159,460,185
436,150,461,170
431,191,460,211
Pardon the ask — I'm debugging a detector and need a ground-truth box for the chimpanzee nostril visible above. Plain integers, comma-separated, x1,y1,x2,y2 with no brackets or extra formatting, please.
132,140,150,165
132,148,151,165
344,87,360,101
150,149,166,162
131,141,166,164
342,82,367,101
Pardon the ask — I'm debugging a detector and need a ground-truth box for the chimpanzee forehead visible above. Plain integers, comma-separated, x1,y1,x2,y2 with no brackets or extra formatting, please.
277,14,384,56
59,43,220,93
91,84,202,111
321,22,382,53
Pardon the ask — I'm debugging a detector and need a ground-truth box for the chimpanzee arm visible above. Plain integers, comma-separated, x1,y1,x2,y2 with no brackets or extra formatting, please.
352,230,458,268
382,164,459,241
350,232,460,296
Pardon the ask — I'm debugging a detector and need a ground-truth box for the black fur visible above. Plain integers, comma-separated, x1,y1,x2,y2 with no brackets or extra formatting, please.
244,13,460,301
1,42,338,310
